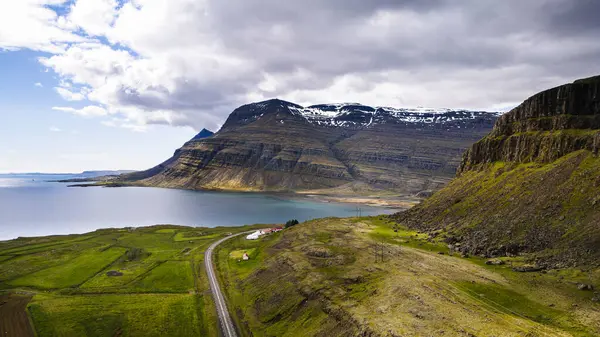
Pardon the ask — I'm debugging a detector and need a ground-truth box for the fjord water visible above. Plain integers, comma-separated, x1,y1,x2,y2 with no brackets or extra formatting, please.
0,174,392,240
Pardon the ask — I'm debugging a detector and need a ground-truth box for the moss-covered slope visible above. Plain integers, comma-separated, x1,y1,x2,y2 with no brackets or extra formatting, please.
216,218,600,336
394,76,600,267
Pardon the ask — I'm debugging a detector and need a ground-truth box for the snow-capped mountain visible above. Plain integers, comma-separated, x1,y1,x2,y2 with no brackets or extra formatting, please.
220,99,500,132
126,98,499,194
289,103,501,128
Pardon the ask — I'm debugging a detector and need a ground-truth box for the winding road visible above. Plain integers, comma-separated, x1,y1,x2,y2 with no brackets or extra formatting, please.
204,232,249,337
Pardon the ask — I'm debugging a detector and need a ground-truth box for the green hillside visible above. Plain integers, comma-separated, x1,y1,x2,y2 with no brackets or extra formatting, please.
215,217,600,336
395,76,600,268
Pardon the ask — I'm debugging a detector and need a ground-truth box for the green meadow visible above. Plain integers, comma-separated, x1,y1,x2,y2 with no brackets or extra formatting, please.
3,218,599,336
215,217,600,337
0,224,266,337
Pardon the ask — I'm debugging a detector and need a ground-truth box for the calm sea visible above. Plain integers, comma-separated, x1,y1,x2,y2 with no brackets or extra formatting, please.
0,174,392,240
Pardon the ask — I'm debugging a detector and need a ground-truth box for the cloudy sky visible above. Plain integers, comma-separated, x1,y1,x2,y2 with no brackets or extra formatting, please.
0,0,599,172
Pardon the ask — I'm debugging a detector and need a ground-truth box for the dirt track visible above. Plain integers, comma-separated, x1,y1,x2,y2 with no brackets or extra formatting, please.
0,293,35,337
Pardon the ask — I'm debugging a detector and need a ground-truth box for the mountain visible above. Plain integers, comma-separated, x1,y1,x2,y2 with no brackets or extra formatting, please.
191,128,214,140
118,99,499,195
394,75,600,267
78,170,135,177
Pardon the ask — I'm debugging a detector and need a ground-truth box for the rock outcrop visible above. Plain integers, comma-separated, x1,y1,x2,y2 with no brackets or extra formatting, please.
460,75,600,172
119,99,498,194
394,75,600,267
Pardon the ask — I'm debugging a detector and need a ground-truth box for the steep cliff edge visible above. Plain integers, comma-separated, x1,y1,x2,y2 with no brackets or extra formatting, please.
120,99,498,194
460,75,600,172
394,76,600,267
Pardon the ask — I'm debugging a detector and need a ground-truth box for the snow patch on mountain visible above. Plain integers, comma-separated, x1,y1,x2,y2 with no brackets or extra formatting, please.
287,103,501,128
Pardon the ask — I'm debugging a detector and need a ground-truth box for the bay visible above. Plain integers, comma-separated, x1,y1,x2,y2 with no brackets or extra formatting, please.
0,174,393,240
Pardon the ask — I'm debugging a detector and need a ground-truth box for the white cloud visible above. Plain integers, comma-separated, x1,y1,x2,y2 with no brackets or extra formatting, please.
55,87,86,101
0,0,88,53
2,1,600,132
52,105,108,117
49,126,62,132
39,43,135,88
34,82,43,87
67,0,118,37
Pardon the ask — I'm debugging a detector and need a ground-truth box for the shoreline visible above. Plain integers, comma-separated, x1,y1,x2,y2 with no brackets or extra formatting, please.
63,181,420,210
295,193,420,209
1,180,411,242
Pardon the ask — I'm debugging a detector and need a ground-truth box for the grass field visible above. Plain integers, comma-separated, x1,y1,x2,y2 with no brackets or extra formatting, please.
9,247,127,289
216,216,600,337
0,224,269,337
173,232,222,242
4,218,599,336
28,293,199,337
130,261,195,293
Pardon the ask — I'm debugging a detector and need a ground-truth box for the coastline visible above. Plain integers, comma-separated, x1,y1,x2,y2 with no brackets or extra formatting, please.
297,194,419,209
1,177,406,241
63,180,420,210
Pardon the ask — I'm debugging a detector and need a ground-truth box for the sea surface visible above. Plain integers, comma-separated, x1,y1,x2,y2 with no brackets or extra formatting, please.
0,174,393,240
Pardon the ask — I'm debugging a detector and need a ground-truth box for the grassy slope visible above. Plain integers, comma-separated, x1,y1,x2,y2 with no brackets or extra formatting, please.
9,247,127,289
28,293,199,337
0,224,265,337
394,149,600,267
216,218,600,337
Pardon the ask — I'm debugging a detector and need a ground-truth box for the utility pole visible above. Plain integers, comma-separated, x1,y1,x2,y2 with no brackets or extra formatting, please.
373,243,378,262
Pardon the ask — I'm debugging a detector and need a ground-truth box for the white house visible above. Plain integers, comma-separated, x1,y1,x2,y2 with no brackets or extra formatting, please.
246,230,264,240
246,227,284,240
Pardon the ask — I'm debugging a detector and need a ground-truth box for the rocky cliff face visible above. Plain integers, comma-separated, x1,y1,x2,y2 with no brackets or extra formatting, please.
122,99,498,194
394,75,600,267
460,75,600,172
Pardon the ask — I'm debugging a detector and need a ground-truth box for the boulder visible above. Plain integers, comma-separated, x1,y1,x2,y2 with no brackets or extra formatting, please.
485,259,506,266
512,265,543,272
106,270,123,277
577,283,594,291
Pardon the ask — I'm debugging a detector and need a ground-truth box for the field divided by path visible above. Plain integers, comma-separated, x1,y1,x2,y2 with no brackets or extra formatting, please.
0,225,266,336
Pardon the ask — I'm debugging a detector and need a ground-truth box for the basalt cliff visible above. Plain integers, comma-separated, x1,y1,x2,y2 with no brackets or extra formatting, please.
394,75,600,267
119,99,498,195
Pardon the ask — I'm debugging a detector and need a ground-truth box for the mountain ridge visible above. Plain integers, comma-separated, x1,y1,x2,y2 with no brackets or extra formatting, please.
116,99,499,195
394,75,600,267
220,98,502,131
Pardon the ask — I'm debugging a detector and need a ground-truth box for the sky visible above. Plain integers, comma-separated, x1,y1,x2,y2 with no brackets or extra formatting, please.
0,0,599,173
